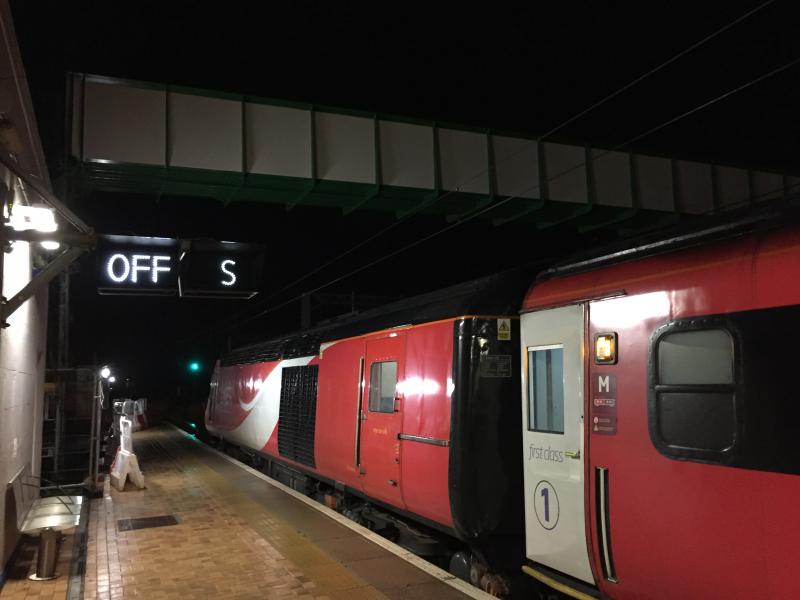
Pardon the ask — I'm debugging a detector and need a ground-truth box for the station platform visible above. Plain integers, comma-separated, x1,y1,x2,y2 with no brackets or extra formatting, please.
3,426,484,600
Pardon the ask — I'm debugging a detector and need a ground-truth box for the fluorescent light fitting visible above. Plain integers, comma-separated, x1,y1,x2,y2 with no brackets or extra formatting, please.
9,205,57,233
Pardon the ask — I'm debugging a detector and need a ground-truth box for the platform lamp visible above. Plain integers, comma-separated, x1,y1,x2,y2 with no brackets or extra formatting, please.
7,204,60,250
99,364,123,398
98,365,114,406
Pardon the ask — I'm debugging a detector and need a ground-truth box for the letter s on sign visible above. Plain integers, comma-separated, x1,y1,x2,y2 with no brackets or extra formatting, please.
220,259,237,287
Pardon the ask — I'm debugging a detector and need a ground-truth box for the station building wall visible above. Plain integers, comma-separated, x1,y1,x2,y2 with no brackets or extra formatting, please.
0,184,48,570
0,0,52,574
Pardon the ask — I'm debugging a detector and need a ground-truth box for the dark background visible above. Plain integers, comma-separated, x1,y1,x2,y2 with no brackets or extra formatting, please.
9,0,800,406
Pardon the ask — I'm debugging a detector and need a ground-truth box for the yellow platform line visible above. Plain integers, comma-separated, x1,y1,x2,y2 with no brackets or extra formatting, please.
522,565,599,600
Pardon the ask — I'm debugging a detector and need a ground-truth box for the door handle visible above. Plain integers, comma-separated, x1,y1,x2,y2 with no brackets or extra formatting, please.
565,450,581,460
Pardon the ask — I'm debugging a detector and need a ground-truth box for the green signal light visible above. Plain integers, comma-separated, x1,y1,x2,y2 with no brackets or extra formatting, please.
189,361,200,372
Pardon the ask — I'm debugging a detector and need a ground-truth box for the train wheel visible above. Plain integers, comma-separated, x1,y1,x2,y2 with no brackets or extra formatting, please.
448,551,471,582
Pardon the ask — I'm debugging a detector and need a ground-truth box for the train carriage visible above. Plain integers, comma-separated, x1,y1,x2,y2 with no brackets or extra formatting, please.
205,208,800,599
520,221,800,599
205,270,534,588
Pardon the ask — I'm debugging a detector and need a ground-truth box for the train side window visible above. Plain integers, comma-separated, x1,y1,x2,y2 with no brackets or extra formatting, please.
527,345,565,434
369,361,397,413
651,327,737,459
658,330,733,385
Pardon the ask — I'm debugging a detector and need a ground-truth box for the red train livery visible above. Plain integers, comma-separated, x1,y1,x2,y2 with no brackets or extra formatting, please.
520,221,800,599
205,274,531,584
207,215,800,599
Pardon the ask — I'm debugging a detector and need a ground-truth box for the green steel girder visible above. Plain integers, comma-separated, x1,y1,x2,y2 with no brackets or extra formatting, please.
343,185,381,216
71,160,686,236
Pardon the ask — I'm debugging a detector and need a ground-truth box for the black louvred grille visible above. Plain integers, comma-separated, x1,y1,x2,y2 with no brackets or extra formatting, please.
278,365,318,468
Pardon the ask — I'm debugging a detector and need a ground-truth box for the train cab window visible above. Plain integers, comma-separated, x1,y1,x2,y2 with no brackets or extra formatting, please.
651,327,737,459
527,345,565,434
369,361,397,413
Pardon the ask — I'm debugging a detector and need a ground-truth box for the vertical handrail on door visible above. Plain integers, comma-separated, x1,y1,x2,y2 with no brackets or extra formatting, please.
354,356,365,467
596,467,617,583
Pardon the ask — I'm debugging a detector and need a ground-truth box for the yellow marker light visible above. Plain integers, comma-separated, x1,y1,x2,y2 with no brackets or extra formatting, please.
595,333,617,364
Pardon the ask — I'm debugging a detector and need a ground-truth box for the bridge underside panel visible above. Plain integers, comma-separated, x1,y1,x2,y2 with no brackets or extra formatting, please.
70,74,792,230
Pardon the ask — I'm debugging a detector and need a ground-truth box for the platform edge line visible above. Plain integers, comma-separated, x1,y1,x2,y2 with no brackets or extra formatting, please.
167,424,493,600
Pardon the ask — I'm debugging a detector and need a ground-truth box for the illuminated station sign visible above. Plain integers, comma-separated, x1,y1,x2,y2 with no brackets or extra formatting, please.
179,240,264,299
97,235,264,298
98,236,179,295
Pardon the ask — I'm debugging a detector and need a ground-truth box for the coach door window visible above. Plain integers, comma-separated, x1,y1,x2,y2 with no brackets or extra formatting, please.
651,327,736,459
369,361,397,413
527,345,565,434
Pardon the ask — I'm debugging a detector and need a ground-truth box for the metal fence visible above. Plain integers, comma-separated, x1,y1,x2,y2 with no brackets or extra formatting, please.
42,368,103,492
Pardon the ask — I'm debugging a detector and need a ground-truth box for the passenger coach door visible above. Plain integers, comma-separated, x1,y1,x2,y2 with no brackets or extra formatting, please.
521,304,594,584
359,334,405,507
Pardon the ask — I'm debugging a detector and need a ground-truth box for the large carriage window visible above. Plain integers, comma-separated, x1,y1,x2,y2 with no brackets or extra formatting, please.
527,345,564,434
652,328,736,456
369,361,397,413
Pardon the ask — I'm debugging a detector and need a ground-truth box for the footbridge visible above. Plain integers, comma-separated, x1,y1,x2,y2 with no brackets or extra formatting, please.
68,74,796,233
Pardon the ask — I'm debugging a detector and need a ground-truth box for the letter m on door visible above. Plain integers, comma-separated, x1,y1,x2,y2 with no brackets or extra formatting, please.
595,373,615,396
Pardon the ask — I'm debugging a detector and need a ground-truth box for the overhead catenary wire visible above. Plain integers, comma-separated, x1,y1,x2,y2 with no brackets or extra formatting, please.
222,53,800,334
229,181,800,338
537,0,777,141
217,0,777,330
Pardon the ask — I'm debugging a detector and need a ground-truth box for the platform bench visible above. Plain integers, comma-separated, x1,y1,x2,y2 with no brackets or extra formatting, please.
8,466,83,536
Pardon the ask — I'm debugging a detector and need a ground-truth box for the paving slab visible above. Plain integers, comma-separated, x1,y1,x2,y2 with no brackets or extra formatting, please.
72,425,483,600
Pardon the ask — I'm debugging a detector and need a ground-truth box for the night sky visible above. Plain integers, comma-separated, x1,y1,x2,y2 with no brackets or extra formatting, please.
9,1,800,405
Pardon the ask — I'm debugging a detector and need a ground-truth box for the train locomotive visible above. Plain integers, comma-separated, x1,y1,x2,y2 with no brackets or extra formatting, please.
205,270,534,594
206,210,800,599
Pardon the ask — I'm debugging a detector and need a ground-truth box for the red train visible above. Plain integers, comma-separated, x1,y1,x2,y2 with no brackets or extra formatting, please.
205,274,532,593
206,215,800,599
520,219,800,599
